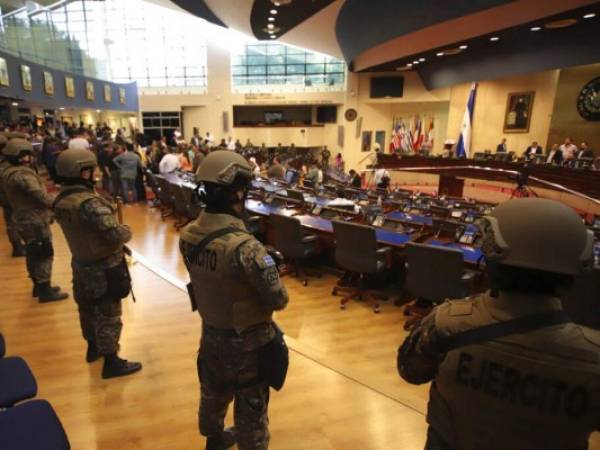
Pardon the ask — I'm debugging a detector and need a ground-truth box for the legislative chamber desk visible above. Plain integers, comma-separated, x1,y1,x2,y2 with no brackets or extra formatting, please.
376,154,600,199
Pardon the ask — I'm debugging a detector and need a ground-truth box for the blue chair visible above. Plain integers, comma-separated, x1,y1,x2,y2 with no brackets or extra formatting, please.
0,400,70,449
0,333,5,358
0,356,37,407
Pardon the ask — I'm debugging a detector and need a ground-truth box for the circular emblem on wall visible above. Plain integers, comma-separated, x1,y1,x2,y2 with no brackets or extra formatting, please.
344,108,357,122
577,76,600,121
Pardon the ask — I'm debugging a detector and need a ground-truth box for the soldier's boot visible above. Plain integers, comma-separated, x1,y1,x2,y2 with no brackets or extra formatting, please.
102,354,142,379
206,428,236,450
37,282,69,303
32,283,62,298
11,242,26,257
86,341,101,363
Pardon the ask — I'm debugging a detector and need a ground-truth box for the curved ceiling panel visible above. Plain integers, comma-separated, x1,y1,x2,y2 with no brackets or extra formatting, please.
250,0,336,40
169,0,226,27
335,0,514,63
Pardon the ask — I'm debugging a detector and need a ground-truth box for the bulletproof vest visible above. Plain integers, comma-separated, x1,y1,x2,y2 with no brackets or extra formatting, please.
2,165,49,215
181,213,273,333
428,294,600,450
53,186,123,264
0,160,9,206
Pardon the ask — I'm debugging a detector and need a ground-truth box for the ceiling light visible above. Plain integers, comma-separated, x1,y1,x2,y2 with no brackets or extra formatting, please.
583,13,595,19
96,109,101,113
11,102,18,106
530,26,541,31
270,9,278,14
270,35,277,39
459,44,468,49
407,63,412,67
267,23,274,29
419,57,425,62
273,1,280,5
268,17,275,21
436,52,444,56
412,60,419,64
59,107,65,110
490,36,499,41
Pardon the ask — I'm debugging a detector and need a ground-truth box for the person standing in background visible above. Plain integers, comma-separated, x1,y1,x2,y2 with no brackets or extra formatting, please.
113,144,142,204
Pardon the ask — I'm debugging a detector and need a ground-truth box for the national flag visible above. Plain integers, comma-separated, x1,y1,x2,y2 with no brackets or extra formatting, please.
392,120,401,150
424,117,434,149
456,82,477,158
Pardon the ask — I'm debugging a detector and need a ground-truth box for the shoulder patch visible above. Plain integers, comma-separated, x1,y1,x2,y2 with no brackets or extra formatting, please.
263,254,276,268
448,299,474,317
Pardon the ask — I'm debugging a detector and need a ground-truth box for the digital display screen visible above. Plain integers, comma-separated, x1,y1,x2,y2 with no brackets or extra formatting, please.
451,210,464,219
459,230,476,245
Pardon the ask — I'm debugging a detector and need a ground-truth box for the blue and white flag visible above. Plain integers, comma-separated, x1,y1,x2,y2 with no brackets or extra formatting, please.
456,82,477,158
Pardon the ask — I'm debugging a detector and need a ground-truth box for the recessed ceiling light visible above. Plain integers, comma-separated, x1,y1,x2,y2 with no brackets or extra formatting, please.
267,23,274,29
270,35,277,39
270,9,277,14
459,44,468,49
490,36,499,41
407,63,412,67
583,13,596,19
11,102,18,106
419,57,425,62
273,1,280,5
96,109,101,113
59,107,65,110
268,17,275,21
413,60,419,64
530,26,541,31
436,52,444,56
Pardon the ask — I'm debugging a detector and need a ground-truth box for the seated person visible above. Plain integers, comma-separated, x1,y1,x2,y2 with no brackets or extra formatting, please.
348,169,361,188
545,144,563,165
305,162,320,186
374,165,391,190
267,157,285,180
496,138,507,153
559,137,578,161
577,142,594,159
523,141,543,159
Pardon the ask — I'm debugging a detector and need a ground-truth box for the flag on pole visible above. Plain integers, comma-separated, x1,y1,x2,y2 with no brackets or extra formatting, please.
424,117,434,150
456,82,477,158
413,116,422,150
391,118,401,151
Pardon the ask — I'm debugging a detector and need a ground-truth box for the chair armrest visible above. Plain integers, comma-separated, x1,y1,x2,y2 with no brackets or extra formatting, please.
302,235,318,244
376,246,392,256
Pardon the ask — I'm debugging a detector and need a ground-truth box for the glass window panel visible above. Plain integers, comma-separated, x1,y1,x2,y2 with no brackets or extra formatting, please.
286,64,305,74
267,65,285,75
306,54,326,63
326,63,345,73
248,66,266,76
267,45,284,55
267,55,285,65
306,63,325,74
247,55,267,65
231,66,247,76
285,53,305,64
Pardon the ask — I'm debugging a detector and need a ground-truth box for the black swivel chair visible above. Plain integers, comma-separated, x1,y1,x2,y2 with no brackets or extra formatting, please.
331,221,391,313
403,242,475,325
270,214,320,286
155,176,175,219
144,169,161,208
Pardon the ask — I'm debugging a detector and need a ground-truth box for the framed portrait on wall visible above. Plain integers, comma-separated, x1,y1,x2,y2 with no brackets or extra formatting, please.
0,58,9,87
85,81,95,101
104,84,112,102
119,87,126,105
503,91,535,133
21,65,32,91
65,76,75,98
43,71,54,96
361,130,372,152
375,130,386,152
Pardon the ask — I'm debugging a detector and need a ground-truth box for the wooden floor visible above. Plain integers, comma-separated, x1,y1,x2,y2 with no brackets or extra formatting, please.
1,202,598,450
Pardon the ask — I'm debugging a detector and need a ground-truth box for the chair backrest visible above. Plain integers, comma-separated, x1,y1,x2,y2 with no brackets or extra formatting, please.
405,242,465,301
332,220,379,273
270,214,306,259
155,176,175,207
170,183,189,216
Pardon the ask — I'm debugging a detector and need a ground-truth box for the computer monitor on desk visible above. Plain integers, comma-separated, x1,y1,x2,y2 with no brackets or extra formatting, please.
285,188,305,204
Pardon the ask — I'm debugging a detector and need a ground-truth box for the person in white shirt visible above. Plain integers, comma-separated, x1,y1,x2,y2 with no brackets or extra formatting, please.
158,149,180,174
559,137,578,161
68,129,90,151
226,137,236,151
205,132,214,144
374,165,390,189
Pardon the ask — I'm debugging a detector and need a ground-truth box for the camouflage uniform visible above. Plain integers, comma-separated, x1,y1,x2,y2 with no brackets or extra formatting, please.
54,185,132,355
2,165,54,283
0,158,22,249
180,213,288,450
398,292,600,450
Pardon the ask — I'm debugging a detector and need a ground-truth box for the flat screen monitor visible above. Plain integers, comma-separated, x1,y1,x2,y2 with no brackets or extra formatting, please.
286,189,304,203
264,111,283,124
316,106,337,123
370,77,404,98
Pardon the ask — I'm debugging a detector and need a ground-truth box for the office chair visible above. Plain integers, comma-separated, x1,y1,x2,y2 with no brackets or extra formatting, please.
270,214,320,286
144,169,161,207
403,242,475,327
170,183,193,230
331,221,392,313
155,176,175,219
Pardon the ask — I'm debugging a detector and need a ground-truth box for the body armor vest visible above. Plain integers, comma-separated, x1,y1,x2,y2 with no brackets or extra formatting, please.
428,294,600,450
181,213,274,333
54,186,123,264
0,160,9,206
2,165,49,216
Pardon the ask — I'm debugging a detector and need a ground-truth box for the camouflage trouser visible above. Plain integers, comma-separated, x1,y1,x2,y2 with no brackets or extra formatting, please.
73,271,123,355
2,205,21,246
16,220,53,284
197,325,273,450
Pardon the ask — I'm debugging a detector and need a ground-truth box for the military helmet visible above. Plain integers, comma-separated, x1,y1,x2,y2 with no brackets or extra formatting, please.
195,150,252,185
479,198,594,275
3,138,33,157
56,148,97,178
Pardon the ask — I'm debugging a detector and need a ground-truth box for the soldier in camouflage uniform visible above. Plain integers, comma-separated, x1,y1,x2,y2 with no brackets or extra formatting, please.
0,134,25,256
1,138,67,302
398,198,600,450
180,150,289,450
53,148,142,379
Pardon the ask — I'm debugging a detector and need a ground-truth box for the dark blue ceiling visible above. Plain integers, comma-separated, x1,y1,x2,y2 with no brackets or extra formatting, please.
335,0,515,63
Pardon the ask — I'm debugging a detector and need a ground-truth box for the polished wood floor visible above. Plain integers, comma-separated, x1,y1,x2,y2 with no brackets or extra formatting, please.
1,202,598,449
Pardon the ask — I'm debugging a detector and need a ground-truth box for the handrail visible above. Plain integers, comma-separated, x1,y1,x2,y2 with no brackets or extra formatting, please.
361,165,600,206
